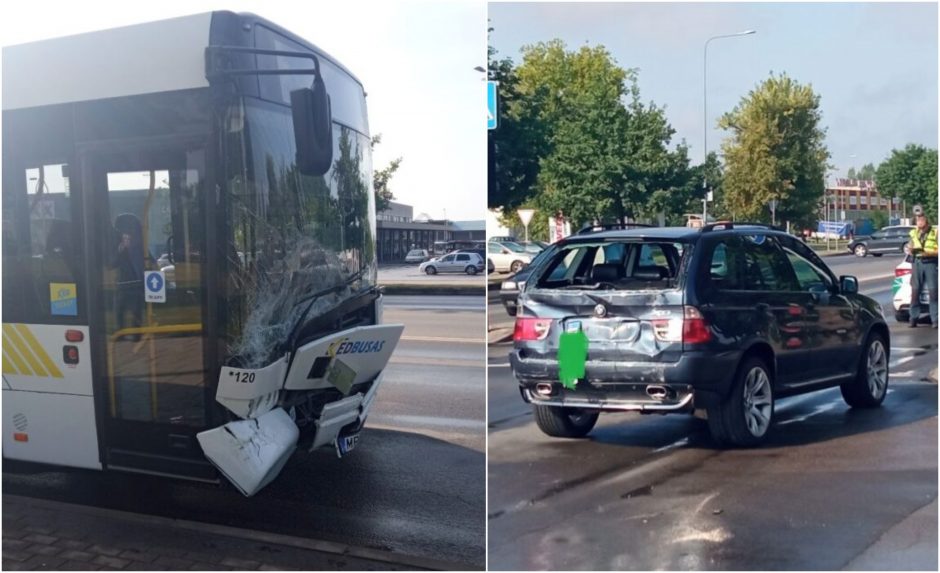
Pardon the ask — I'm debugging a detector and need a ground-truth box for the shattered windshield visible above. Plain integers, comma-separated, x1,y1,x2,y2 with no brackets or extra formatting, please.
222,98,376,368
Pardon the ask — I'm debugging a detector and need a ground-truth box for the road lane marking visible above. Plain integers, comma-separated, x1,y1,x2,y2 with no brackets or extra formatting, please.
890,356,915,369
388,355,481,368
400,335,482,344
370,414,485,430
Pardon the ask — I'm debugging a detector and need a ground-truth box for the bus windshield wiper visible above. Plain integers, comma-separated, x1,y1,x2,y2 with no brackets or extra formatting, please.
280,270,365,361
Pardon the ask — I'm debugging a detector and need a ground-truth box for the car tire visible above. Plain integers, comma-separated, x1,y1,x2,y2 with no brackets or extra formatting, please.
505,304,517,317
840,332,888,408
465,265,477,275
854,244,868,257
895,310,909,323
706,357,774,447
533,405,598,438
487,259,495,274
425,266,437,275
510,260,524,273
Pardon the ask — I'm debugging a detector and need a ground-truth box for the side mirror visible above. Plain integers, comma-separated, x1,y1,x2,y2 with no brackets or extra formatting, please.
840,275,859,294
290,71,333,176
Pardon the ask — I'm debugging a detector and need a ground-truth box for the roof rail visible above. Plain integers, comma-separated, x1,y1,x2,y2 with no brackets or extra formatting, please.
700,221,784,233
577,222,654,235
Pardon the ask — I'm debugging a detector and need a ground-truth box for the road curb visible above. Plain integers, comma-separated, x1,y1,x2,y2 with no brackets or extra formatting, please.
380,283,485,296
4,494,478,571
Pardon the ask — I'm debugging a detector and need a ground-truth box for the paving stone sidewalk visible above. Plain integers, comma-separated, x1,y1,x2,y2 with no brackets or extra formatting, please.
2,495,415,571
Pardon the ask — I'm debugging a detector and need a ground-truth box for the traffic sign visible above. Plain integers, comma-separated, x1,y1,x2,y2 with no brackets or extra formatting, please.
487,81,498,130
144,270,166,303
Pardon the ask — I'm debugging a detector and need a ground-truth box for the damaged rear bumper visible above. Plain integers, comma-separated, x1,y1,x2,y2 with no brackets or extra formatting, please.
510,349,739,408
521,383,694,412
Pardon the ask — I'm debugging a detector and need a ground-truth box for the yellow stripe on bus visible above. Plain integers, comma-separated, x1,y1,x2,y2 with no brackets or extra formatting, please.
3,324,48,377
15,324,63,378
2,326,33,375
2,346,21,375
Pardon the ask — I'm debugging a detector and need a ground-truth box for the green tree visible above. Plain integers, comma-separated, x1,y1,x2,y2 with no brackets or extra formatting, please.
370,134,401,212
875,144,938,219
858,162,876,181
718,73,829,228
488,33,546,210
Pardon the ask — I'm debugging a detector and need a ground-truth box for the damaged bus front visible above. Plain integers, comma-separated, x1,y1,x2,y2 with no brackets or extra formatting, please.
2,12,401,497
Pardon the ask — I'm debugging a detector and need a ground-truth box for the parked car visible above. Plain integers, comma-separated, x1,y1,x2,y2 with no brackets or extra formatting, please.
892,252,932,324
488,241,534,274
848,225,913,257
518,240,548,254
405,249,430,263
510,223,889,447
419,252,484,275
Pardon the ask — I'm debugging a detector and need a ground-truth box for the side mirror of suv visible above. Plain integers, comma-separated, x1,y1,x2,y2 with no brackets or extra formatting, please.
840,275,859,294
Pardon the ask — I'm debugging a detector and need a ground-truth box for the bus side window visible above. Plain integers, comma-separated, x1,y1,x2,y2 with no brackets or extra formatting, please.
2,163,80,322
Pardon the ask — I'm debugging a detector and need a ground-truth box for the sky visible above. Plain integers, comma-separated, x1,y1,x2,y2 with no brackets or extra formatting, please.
489,2,939,184
1,0,487,221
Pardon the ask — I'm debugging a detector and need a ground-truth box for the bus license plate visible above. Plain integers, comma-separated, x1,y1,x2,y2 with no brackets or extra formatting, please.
336,432,360,458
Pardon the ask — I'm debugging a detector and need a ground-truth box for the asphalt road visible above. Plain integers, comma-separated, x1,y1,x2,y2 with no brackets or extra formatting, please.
487,262,938,570
3,295,486,569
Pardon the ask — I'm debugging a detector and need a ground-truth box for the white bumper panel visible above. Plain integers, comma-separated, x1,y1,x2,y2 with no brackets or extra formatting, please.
214,356,289,419
311,393,363,451
284,323,404,391
196,407,298,497
3,389,102,470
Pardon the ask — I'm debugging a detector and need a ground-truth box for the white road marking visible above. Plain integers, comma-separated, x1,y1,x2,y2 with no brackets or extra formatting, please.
890,356,915,369
400,335,482,344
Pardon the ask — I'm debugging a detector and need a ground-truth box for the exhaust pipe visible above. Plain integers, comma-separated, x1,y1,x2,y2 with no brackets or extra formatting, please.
646,385,670,400
535,383,554,396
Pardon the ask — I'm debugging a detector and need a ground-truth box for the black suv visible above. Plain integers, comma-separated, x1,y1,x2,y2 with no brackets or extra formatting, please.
847,225,914,257
510,223,890,446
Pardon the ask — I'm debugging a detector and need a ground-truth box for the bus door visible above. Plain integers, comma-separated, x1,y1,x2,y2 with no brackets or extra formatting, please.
83,139,215,480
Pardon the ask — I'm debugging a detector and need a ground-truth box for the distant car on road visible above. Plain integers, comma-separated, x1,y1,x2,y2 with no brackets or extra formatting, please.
511,222,890,447
892,252,932,324
500,245,557,316
405,249,430,263
848,225,913,257
419,252,484,275
488,241,534,274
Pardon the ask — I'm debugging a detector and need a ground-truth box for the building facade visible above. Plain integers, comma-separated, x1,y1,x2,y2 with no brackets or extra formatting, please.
823,179,903,221
377,201,450,263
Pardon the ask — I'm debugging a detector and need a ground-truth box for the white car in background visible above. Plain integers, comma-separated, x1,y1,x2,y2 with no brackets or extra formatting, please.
419,252,484,275
487,241,534,274
405,249,430,263
892,252,932,323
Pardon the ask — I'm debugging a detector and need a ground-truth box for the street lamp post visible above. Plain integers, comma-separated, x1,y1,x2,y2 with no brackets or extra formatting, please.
703,30,756,223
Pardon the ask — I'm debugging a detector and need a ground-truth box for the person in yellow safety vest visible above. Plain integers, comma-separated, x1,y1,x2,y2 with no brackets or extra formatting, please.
908,204,938,328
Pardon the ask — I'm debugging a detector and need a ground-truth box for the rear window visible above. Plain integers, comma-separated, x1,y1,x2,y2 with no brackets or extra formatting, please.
534,240,687,290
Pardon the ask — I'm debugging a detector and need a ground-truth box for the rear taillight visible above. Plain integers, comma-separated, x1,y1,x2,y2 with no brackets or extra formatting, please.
650,306,712,345
895,267,912,277
682,306,712,344
513,317,552,341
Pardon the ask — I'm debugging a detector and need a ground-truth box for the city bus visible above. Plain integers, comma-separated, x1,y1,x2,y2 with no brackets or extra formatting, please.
2,12,403,496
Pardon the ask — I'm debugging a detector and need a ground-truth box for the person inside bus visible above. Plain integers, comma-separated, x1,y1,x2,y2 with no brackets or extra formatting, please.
111,213,150,334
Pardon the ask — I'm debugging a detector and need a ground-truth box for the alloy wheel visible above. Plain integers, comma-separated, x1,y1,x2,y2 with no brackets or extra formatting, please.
742,367,772,437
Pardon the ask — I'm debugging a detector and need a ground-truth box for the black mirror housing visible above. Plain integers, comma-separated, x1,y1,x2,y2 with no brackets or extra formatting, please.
291,75,333,176
840,275,859,294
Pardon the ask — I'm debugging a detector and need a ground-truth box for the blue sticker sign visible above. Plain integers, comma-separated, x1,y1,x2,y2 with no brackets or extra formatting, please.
487,81,498,130
144,270,166,303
